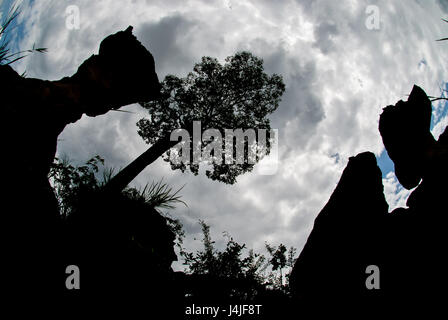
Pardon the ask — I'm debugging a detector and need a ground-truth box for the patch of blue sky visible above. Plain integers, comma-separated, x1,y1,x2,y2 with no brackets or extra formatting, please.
376,150,394,178
1,0,30,54
431,82,448,131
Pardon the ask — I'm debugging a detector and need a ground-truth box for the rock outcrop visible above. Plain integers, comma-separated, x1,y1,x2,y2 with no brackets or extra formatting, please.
290,85,448,313
290,152,388,309
0,26,161,298
379,85,436,189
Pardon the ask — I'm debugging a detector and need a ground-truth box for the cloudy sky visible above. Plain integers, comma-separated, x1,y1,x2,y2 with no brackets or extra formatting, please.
3,0,448,269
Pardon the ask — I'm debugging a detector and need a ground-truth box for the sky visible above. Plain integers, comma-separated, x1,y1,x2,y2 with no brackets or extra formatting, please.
4,0,448,270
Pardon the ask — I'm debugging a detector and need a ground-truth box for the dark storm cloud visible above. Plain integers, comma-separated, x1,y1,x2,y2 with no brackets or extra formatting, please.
257,44,325,153
246,39,325,127
136,14,198,76
437,0,448,13
313,21,339,54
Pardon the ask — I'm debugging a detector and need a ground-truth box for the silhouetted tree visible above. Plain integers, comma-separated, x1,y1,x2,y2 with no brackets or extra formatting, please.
182,221,265,280
265,243,297,292
180,221,297,302
105,51,285,192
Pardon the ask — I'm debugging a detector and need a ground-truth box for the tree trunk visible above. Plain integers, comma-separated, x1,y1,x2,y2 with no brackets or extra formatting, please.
103,135,178,193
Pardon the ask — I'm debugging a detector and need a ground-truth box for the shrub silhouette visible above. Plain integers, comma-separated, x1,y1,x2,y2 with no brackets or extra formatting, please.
49,156,185,305
179,220,297,318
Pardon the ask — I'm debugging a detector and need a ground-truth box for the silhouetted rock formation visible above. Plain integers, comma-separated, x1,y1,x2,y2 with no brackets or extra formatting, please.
381,85,448,214
290,85,448,313
290,152,388,309
379,85,436,190
379,86,448,308
0,26,160,299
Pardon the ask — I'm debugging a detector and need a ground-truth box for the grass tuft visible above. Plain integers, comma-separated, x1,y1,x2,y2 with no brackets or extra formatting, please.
0,1,47,67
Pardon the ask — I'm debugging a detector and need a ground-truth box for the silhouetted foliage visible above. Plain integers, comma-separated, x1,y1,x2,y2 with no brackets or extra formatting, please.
265,243,297,292
49,155,105,217
133,51,285,184
48,155,185,247
180,220,297,302
182,221,266,281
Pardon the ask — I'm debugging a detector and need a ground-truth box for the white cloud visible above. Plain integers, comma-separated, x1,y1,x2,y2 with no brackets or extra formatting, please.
432,113,448,139
383,171,413,211
10,0,448,268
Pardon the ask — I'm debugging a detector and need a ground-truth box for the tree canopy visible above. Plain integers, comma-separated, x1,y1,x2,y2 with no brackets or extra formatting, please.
128,51,285,185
